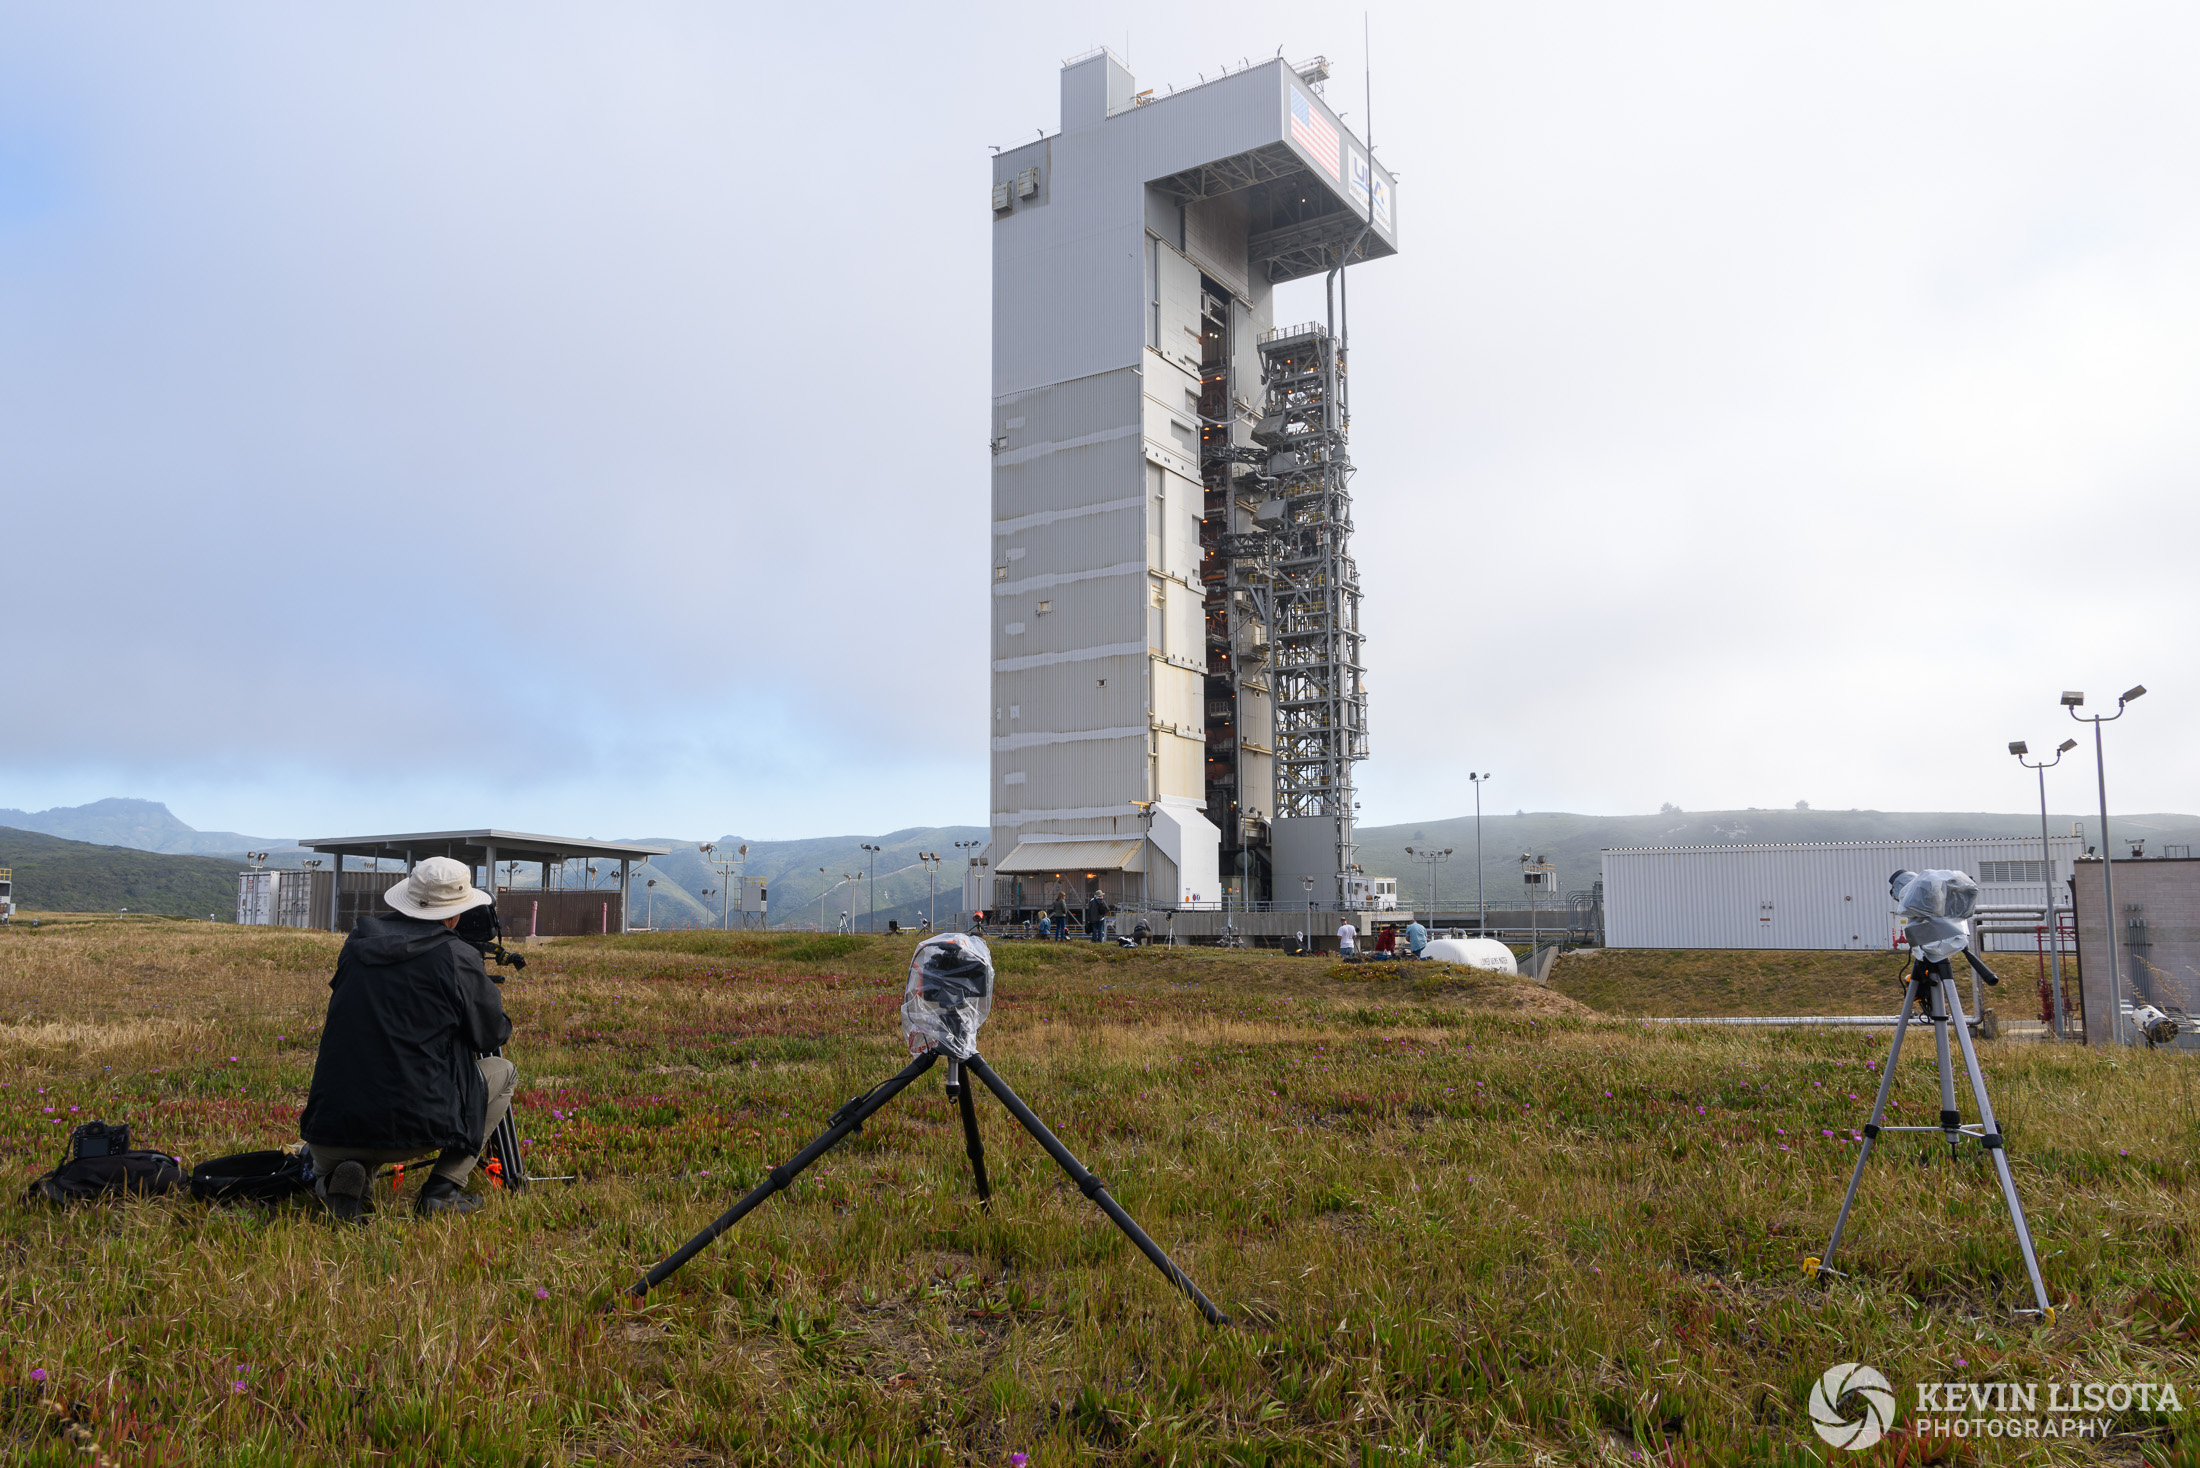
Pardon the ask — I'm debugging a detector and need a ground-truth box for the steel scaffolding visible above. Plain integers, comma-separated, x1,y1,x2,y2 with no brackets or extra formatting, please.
1211,319,1365,898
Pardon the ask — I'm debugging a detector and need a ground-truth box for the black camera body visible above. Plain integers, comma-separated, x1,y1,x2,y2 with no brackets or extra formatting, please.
454,901,527,977
69,1120,130,1160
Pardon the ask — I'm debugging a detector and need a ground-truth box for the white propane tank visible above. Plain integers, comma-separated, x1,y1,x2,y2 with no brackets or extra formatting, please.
1418,937,1518,974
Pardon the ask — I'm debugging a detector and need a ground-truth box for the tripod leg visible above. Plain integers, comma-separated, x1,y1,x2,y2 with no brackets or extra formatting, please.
1816,979,1918,1282
961,1054,1228,1326
1943,976,2055,1318
480,1048,530,1191
948,1061,991,1208
629,1051,939,1299
490,1109,531,1191
1931,972,1962,1153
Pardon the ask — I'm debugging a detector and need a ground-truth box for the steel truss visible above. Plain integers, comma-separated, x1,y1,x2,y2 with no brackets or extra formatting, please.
1203,322,1365,908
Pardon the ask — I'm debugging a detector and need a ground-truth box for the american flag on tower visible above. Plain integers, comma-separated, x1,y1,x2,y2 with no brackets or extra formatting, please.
1289,88,1340,181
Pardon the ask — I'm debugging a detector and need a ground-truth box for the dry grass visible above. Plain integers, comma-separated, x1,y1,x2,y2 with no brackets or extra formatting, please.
1552,946,2079,1021
0,925,2194,1465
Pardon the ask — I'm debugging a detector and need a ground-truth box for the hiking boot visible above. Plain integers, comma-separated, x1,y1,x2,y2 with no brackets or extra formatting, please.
414,1174,484,1218
323,1160,370,1225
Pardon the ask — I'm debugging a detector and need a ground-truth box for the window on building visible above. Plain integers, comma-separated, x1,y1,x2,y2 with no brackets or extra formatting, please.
1037,600,1052,615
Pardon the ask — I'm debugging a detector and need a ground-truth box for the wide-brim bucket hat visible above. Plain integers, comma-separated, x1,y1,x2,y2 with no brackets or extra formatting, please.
385,855,494,920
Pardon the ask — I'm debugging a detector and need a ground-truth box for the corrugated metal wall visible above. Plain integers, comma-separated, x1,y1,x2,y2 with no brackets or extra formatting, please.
1603,836,2083,951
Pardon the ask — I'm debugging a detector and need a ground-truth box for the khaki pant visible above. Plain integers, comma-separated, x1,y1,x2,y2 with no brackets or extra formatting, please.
309,1056,518,1197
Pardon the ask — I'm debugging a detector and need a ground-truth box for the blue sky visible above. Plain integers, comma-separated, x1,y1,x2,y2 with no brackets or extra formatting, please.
0,2,2193,841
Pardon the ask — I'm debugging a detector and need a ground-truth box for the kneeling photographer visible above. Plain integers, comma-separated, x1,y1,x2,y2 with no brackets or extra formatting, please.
299,856,515,1222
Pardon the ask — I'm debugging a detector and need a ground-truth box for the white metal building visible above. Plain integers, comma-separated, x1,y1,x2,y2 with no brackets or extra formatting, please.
1602,836,2082,951
986,48,1397,915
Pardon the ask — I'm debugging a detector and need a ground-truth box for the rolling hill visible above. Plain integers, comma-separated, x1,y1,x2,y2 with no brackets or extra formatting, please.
0,827,242,917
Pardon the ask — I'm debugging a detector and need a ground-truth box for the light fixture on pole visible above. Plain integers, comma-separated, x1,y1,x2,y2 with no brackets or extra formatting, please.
1128,801,1156,913
703,843,740,930
953,840,982,927
1468,772,1491,932
645,877,657,930
918,852,942,931
816,866,829,932
1520,852,1554,952
2065,685,2145,1045
841,872,863,933
2009,737,2079,1039
1404,846,1451,929
1302,874,1315,946
860,844,883,932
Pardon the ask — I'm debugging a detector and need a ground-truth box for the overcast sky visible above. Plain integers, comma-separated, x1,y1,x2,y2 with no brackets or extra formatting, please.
0,3,2192,841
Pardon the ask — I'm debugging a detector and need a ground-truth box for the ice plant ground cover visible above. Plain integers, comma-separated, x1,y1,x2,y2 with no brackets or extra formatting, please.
0,919,2195,1465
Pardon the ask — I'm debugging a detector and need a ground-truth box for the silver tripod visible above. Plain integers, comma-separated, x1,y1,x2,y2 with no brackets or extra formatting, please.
1809,950,2054,1320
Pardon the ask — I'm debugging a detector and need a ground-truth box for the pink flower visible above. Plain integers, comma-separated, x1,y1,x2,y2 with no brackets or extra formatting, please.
31,1368,46,1382
535,1288,550,1299
1011,1455,1029,1467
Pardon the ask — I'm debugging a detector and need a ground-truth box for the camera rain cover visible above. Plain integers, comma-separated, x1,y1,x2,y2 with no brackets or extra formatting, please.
1892,868,1979,963
902,933,995,1059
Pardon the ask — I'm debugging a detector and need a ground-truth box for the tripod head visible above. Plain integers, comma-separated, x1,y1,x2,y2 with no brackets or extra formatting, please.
1911,949,1999,995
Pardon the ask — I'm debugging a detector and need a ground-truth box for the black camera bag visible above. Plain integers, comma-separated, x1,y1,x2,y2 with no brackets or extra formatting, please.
27,1122,184,1203
188,1148,315,1203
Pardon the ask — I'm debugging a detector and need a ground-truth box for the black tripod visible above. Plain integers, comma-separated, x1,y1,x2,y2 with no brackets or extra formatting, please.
1808,950,2054,1319
628,1047,1228,1325
482,1060,530,1192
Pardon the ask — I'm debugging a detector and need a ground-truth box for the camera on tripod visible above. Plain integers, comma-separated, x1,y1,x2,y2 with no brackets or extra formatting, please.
453,900,526,977
1890,868,1995,980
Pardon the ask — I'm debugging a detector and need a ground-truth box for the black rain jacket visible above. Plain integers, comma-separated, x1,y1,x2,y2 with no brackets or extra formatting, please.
299,912,512,1153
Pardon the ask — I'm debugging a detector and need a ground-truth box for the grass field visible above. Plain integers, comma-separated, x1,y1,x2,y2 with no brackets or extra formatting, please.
1,925,2194,1466
1551,948,2079,1021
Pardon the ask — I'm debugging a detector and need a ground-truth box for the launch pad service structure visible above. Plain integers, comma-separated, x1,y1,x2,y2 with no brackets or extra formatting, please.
986,48,1398,917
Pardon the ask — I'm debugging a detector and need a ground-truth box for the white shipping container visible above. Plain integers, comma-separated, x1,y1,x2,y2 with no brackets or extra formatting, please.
236,870,277,926
1602,836,2083,951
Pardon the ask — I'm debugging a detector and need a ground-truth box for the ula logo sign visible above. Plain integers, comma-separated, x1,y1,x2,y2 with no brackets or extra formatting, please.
1810,1362,1896,1450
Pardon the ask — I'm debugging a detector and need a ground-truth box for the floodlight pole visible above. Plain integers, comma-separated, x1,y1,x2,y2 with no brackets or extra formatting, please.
1405,846,1450,932
860,844,882,932
954,840,981,928
1469,773,1490,934
2067,687,2144,1046
919,852,942,931
2010,739,2077,1039
1130,801,1155,914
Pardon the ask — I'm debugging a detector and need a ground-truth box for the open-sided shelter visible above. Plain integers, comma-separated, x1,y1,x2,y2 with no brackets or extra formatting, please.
296,829,670,936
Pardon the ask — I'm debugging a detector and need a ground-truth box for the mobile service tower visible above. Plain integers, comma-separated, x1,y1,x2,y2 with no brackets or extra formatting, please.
986,47,1397,919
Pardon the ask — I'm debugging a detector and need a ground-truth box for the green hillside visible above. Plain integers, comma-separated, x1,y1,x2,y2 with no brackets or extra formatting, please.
0,826,241,918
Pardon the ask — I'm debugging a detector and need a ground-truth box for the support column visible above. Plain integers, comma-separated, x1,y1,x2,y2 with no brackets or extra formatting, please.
484,843,498,917
330,852,344,932
620,858,631,934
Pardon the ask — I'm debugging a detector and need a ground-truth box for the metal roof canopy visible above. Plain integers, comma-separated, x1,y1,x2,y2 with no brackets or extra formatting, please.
995,839,1146,875
299,830,671,868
